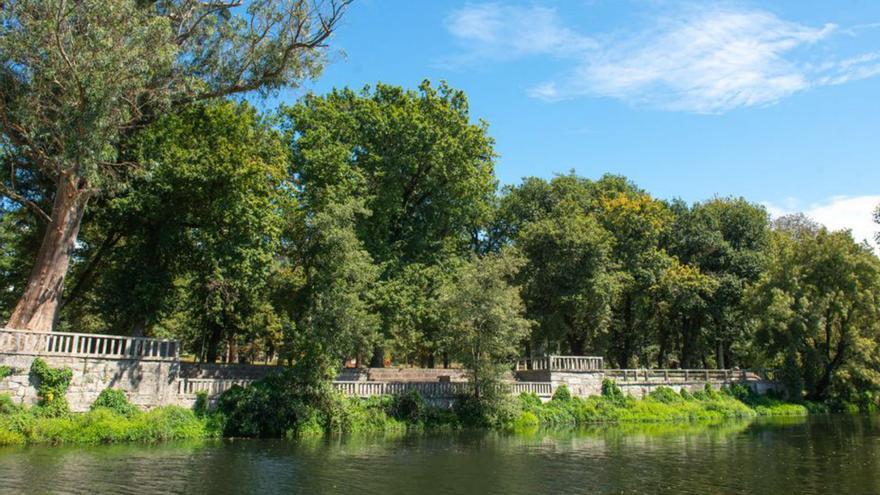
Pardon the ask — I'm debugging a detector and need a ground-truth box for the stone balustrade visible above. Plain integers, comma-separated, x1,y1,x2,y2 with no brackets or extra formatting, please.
0,328,179,361
0,326,778,410
604,368,772,383
515,355,604,371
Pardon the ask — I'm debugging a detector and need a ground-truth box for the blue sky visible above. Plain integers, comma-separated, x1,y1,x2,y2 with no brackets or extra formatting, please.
271,0,880,248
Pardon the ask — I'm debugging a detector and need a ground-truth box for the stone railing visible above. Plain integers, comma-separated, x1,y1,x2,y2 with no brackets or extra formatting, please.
605,369,771,383
0,328,179,361
515,355,604,371
332,381,472,398
179,378,553,400
509,381,553,397
178,378,255,396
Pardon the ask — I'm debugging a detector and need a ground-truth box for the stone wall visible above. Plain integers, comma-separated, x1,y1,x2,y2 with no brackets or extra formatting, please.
0,353,180,411
0,332,782,411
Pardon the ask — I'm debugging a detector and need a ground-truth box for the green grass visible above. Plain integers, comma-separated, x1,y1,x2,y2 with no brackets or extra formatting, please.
0,402,215,446
510,384,810,430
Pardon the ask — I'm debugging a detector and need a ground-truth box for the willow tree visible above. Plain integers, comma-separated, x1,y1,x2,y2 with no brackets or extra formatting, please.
0,0,349,331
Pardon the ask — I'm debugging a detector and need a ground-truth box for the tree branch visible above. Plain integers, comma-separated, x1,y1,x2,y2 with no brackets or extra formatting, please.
0,182,51,223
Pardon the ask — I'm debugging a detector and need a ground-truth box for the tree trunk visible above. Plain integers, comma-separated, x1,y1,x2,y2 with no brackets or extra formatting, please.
7,175,89,332
205,323,223,363
369,344,384,368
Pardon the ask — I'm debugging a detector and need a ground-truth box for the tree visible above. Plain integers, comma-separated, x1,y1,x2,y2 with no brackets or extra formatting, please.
516,199,619,356
282,200,381,381
59,101,289,363
750,226,880,401
442,251,531,399
0,0,349,331
590,175,673,367
666,198,769,367
283,80,497,365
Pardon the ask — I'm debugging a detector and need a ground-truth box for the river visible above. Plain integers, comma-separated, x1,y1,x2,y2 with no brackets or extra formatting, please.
0,415,878,494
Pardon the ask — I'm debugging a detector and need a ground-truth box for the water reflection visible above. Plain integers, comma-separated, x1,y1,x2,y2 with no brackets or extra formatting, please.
0,416,877,495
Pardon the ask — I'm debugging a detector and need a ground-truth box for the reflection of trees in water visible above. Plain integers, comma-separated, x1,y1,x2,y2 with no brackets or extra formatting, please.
1,417,879,495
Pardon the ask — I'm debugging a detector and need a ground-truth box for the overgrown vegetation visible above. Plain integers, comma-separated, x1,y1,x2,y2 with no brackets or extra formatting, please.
30,359,73,417
0,388,214,446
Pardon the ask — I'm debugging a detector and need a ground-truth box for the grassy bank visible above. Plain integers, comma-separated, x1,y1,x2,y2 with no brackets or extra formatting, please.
511,382,811,431
0,403,215,446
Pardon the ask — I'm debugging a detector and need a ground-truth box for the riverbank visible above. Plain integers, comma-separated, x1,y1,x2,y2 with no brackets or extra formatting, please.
0,379,819,445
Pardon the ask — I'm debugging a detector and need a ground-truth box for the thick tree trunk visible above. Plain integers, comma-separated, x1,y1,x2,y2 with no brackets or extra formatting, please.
7,175,89,332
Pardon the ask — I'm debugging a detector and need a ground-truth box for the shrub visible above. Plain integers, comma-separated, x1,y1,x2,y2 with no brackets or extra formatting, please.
193,391,209,418
0,365,12,381
0,393,19,415
601,379,625,405
551,385,572,402
30,358,72,417
512,411,539,431
389,390,425,423
648,386,681,404
91,389,138,417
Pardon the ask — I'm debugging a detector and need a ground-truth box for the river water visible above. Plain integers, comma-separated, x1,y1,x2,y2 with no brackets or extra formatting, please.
0,416,878,494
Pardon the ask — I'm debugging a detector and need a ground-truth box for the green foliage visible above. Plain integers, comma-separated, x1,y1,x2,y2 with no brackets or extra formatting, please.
0,365,11,380
601,379,625,405
1,0,345,333
388,390,426,423
193,392,209,418
749,224,880,402
0,393,19,415
91,389,138,417
552,385,572,402
648,386,682,404
29,359,72,417
442,251,532,403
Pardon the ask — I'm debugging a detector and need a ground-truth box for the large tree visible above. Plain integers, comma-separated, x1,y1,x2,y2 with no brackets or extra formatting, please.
0,0,349,331
441,250,531,400
60,101,289,362
283,80,497,365
750,223,880,401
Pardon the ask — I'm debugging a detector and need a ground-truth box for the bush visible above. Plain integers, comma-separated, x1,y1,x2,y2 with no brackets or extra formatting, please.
648,386,682,404
193,391,209,418
91,389,138,417
30,358,72,417
389,390,425,423
0,365,12,381
601,379,625,405
551,385,572,402
0,393,19,415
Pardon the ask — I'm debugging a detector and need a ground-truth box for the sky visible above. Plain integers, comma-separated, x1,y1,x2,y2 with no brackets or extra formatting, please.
270,0,880,249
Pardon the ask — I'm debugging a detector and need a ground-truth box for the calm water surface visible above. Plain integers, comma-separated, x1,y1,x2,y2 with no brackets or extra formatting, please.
1,416,878,494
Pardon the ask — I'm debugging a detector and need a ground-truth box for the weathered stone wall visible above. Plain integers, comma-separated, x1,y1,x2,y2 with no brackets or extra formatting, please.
550,371,605,397
0,353,179,411
0,344,783,411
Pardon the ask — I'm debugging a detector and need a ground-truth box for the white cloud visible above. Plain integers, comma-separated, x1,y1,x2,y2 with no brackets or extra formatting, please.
443,3,880,113
764,195,880,252
442,3,594,65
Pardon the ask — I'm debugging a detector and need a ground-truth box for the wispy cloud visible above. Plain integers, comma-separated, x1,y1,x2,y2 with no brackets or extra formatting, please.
441,3,594,66
443,3,880,113
764,195,880,252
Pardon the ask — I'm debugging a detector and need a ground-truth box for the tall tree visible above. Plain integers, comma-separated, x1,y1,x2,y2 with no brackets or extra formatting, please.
0,0,349,331
283,80,497,365
750,225,880,401
441,250,531,399
61,101,289,361
666,198,769,367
